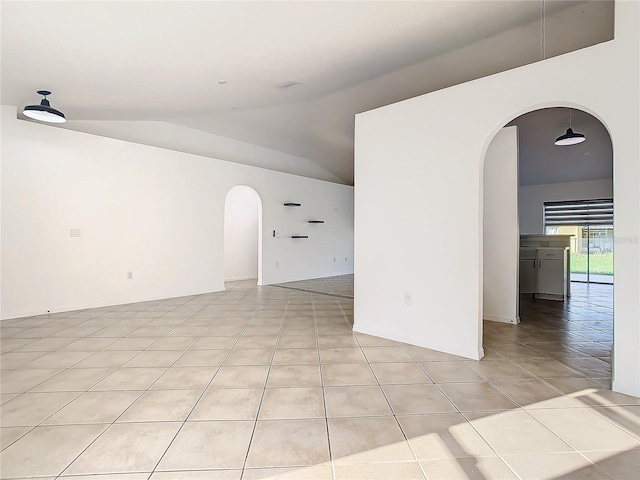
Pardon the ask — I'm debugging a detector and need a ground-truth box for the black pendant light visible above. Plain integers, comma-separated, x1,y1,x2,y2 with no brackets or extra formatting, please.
555,108,585,146
23,90,66,123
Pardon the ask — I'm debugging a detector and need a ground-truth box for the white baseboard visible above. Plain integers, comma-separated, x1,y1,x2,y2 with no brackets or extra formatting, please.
225,275,258,282
484,313,520,324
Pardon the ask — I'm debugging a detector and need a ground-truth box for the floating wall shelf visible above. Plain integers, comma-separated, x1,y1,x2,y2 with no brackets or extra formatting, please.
283,202,301,207
291,235,309,239
308,220,324,224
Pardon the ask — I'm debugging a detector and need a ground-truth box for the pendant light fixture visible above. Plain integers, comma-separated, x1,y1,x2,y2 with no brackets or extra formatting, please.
23,90,66,123
555,108,585,146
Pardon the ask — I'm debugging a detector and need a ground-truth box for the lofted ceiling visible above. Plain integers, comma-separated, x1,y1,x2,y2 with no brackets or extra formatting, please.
1,1,614,185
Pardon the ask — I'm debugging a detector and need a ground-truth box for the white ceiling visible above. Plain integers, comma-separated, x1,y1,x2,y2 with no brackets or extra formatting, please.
1,1,614,185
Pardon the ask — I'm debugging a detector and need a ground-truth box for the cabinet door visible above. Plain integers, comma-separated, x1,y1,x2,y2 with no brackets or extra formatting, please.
537,259,565,295
519,259,537,294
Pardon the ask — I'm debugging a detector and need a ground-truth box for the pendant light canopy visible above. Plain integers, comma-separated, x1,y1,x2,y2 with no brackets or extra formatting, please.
555,108,585,146
23,90,66,123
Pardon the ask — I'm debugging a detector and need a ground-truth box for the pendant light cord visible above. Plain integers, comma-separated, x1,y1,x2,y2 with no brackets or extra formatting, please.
541,0,546,60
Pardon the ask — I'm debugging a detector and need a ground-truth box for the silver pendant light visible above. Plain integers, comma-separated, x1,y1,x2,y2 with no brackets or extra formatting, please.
555,108,585,146
23,90,66,123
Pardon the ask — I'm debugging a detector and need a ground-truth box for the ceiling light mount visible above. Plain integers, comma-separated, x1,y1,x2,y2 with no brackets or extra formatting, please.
23,90,66,123
555,108,585,146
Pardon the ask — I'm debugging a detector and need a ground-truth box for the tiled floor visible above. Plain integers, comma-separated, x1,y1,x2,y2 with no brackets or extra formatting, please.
1,276,638,479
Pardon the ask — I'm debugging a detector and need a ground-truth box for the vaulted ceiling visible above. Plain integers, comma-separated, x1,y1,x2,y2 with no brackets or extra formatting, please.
1,1,614,185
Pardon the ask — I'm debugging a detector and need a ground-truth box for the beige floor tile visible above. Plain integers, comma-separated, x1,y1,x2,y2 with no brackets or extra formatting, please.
465,359,536,380
223,347,274,366
243,465,332,480
502,452,609,480
60,475,150,480
591,405,640,436
317,335,360,348
397,413,495,460
157,421,254,470
420,362,485,383
545,378,640,406
277,335,318,348
419,457,517,480
517,358,585,378
189,388,263,420
31,367,115,392
151,366,217,390
273,348,319,365
384,384,458,415
267,364,322,387
259,387,324,419
64,422,181,475
173,349,229,366
319,347,367,364
0,393,19,405
1,351,47,370
209,365,269,388
354,333,400,347
1,426,32,450
43,391,141,425
0,368,64,393
328,416,414,464
14,337,78,352
324,385,392,417
362,346,414,363
118,389,201,422
245,419,330,468
1,392,80,427
71,350,139,368
91,367,167,391
466,409,574,454
583,448,640,479
146,336,197,351
24,351,93,369
61,337,119,351
235,336,278,349
150,470,242,480
321,363,378,386
492,379,581,409
485,343,545,359
0,424,107,478
439,382,519,412
529,408,640,451
334,461,426,480
102,337,158,350
370,362,432,385
124,350,184,367
192,336,238,349
403,345,461,362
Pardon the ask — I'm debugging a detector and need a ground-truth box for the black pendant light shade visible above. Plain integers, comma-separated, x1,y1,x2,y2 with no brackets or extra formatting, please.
555,127,586,146
23,90,66,123
555,108,585,146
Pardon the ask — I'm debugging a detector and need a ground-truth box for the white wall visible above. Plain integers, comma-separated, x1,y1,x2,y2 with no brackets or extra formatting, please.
354,2,639,396
224,186,260,282
519,178,613,233
0,107,354,320
483,127,519,324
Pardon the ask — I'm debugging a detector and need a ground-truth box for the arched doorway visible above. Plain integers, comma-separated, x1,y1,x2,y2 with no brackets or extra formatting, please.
224,185,263,286
482,105,614,387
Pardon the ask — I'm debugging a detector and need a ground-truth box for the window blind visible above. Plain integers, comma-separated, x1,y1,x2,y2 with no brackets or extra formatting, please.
544,198,613,227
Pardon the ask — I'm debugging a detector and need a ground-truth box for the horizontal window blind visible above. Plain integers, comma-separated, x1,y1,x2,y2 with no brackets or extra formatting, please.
544,198,613,227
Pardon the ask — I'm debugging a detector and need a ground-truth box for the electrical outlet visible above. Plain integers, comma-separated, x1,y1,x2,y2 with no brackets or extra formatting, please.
345,257,348,262
127,271,133,280
405,293,412,306
333,257,336,262
70,228,82,238
276,261,280,268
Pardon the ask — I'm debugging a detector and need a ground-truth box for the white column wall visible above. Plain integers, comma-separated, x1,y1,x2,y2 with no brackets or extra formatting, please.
354,2,639,396
483,127,519,324
0,107,354,320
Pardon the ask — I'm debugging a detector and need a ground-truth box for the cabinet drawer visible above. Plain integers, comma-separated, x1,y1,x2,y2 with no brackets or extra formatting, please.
537,249,565,260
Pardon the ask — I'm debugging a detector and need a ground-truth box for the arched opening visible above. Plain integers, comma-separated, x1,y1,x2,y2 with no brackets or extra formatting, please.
482,105,614,386
224,185,263,286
